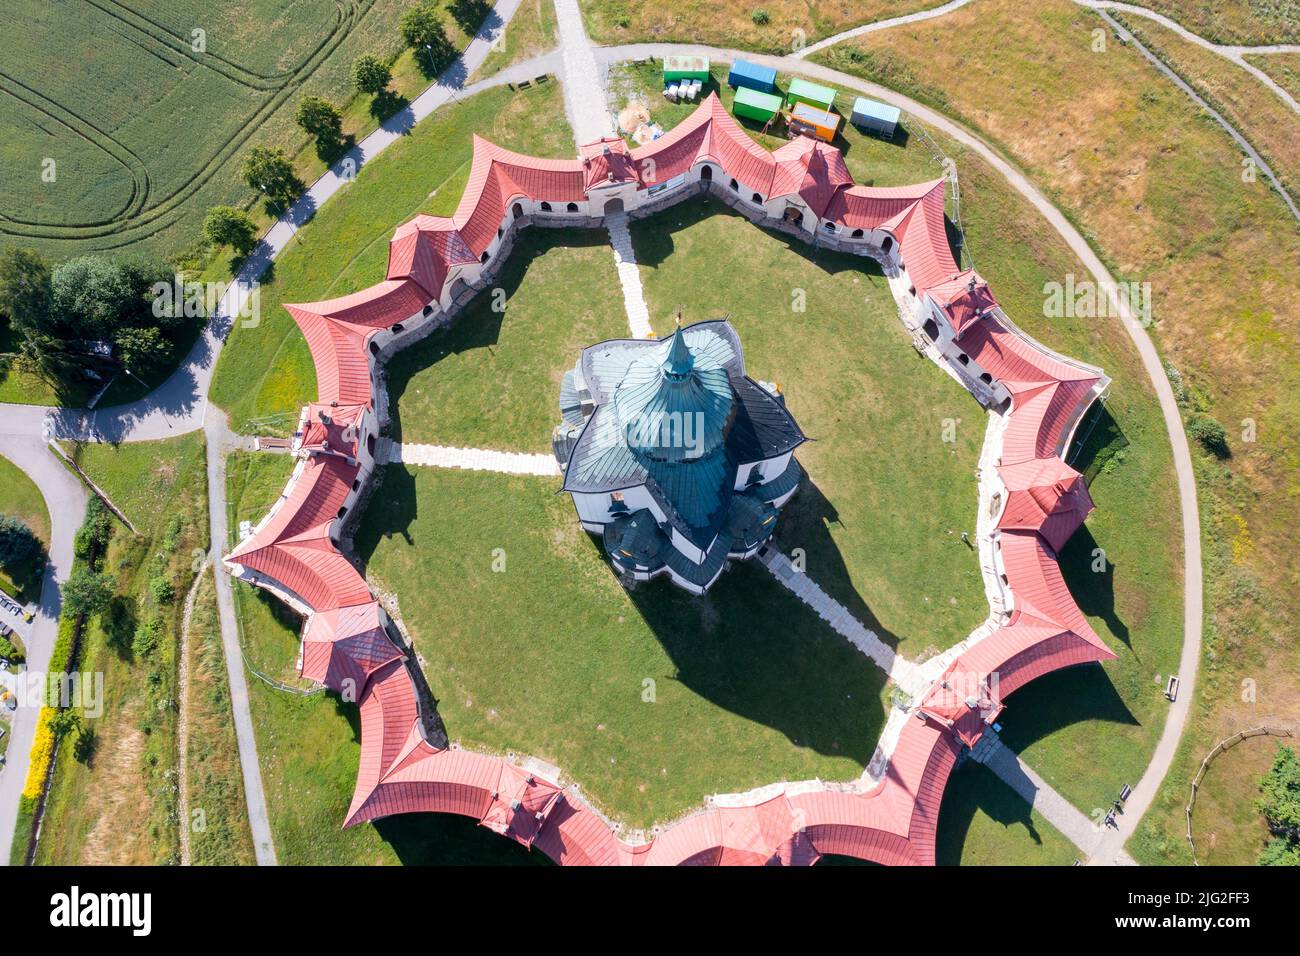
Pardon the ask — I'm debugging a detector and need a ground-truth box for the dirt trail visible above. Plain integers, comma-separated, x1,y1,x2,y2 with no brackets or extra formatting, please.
176,562,208,866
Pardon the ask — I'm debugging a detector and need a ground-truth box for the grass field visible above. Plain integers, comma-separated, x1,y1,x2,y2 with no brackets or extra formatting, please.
384,229,628,450
0,453,49,604
0,0,484,261
631,196,985,656
580,0,937,54
36,433,208,865
184,571,257,865
474,0,558,80
357,467,890,828
810,0,1296,863
1114,12,1300,208
1132,0,1300,44
1246,52,1300,102
935,762,1078,865
209,80,574,433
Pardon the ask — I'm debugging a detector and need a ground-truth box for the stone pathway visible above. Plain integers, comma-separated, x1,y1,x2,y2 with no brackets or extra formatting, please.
606,213,654,338
554,0,614,143
759,548,923,692
390,442,561,477
975,731,1137,865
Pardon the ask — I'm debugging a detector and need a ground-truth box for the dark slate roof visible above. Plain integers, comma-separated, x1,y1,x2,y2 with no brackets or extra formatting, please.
754,457,803,504
726,491,778,552
663,532,732,590
562,320,805,550
602,509,666,571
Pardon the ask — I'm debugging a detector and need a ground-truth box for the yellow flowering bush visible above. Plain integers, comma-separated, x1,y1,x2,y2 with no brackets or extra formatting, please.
22,706,57,800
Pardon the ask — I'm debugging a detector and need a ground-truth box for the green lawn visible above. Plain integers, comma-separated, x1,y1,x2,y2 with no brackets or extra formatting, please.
63,433,207,539
209,80,575,433
385,229,627,450
356,467,889,829
935,762,1079,865
474,0,557,80
0,453,50,604
0,0,485,261
36,433,208,864
632,196,986,657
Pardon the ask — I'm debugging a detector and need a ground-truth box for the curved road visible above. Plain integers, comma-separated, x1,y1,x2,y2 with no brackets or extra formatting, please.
0,0,1218,864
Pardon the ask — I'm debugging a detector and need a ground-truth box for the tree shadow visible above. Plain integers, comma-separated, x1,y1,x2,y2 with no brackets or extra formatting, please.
934,760,1048,865
315,133,357,166
369,90,410,123
375,811,551,865
1069,402,1129,482
103,594,137,661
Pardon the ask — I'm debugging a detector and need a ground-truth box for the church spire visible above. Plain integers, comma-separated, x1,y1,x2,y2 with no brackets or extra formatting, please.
663,315,694,381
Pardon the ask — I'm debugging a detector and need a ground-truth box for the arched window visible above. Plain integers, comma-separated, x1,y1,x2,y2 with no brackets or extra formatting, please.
700,165,713,181
751,193,763,204
369,341,380,356
392,323,403,334
366,434,376,456
480,251,489,263
566,202,578,212
422,305,433,317
822,221,836,232
979,372,992,385
922,318,940,340
351,479,361,491
512,202,523,219
729,178,739,191
497,227,503,238
957,353,970,366
540,201,552,212
336,506,347,519
851,228,864,238
882,236,894,254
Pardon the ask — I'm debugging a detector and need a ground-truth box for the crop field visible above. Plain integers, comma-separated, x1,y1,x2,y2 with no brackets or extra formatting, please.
0,0,477,260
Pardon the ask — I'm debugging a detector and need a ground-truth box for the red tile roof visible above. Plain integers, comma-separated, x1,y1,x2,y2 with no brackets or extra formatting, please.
226,93,1115,866
997,456,1095,552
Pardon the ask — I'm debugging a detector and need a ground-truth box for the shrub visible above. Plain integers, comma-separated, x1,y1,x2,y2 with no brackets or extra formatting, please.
23,707,57,799
72,497,113,563
114,326,170,374
0,634,24,664
1187,414,1230,458
63,566,115,620
132,617,163,659
353,54,391,95
150,575,175,605
751,9,770,25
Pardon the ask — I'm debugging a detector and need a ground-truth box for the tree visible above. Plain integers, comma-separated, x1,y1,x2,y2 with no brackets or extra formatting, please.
50,256,135,340
448,0,489,33
353,54,392,95
203,205,258,255
63,566,116,619
115,326,170,374
296,95,343,144
1257,744,1300,866
0,248,52,338
0,515,39,566
48,708,81,740
241,146,303,208
400,3,454,71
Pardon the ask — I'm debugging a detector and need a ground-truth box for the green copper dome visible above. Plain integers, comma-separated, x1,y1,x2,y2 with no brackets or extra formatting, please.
612,326,735,463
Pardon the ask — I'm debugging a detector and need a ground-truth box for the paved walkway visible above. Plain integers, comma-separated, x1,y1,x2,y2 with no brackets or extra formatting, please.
390,442,560,476
0,437,87,863
760,548,923,692
975,732,1137,865
205,419,276,865
554,0,614,142
606,213,654,338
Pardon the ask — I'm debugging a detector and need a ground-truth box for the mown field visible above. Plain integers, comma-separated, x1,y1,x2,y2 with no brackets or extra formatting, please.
36,433,214,864
209,80,574,433
811,0,1297,864
473,0,557,80
0,0,484,261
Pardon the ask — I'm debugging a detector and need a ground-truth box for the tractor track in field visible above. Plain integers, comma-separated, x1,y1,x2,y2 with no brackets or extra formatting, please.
0,0,378,247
